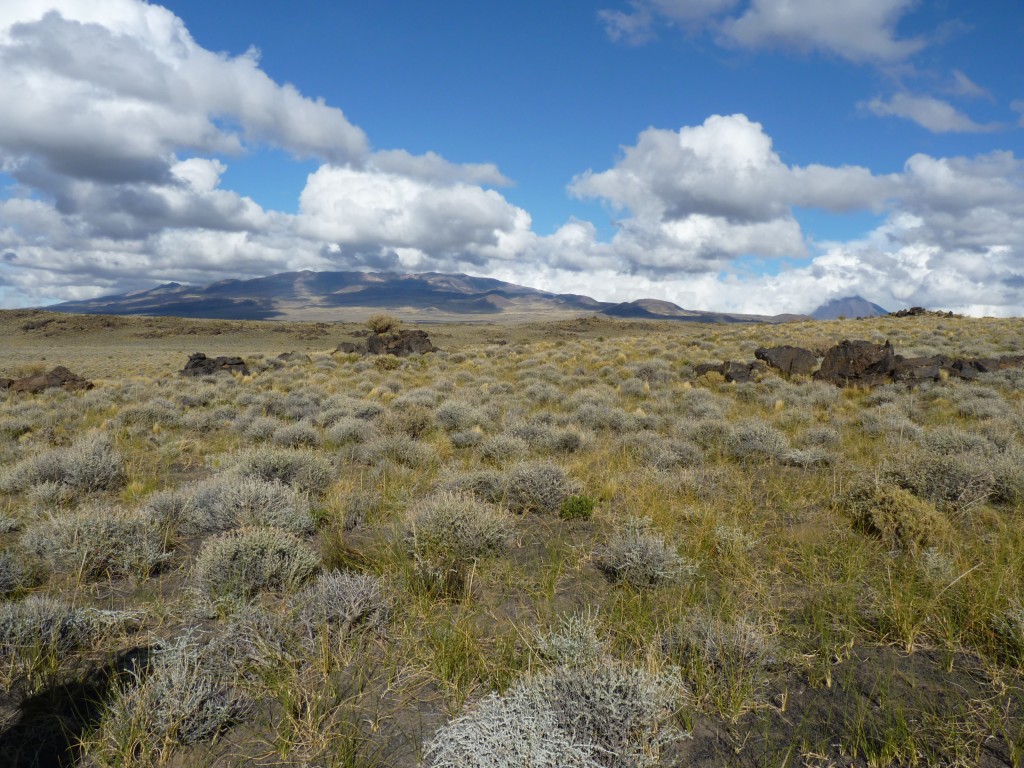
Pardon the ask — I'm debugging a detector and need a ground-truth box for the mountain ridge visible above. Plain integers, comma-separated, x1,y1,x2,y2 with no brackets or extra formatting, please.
46,270,860,324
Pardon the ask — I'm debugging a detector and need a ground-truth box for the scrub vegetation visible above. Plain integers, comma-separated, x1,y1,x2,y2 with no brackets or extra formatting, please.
2,308,1024,766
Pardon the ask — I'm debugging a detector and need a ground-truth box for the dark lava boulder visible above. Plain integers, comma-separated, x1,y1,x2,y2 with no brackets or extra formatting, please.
337,329,436,357
814,340,896,387
755,346,818,376
181,353,250,377
8,366,93,394
694,360,766,383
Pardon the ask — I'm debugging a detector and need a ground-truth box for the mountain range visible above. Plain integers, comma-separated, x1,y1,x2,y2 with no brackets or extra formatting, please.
47,270,888,324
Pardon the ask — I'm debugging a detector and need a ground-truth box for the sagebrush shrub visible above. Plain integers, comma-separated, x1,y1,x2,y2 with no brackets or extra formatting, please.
0,550,26,596
406,492,513,563
0,596,96,681
535,611,606,667
725,420,788,461
436,402,484,432
595,517,691,589
424,663,682,768
291,570,392,640
326,416,376,446
0,432,126,494
232,446,332,495
271,421,322,448
91,632,249,760
157,475,314,535
193,527,320,602
883,451,994,517
479,434,529,465
23,509,171,581
505,461,579,514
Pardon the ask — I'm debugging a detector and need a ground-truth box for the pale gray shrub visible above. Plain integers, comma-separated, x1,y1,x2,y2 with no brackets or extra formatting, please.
725,420,788,461
424,663,682,768
919,425,993,456
505,461,579,514
681,419,731,451
479,434,529,465
23,509,171,581
436,401,484,432
243,416,285,442
536,611,606,668
595,517,691,589
26,480,76,509
272,421,322,448
170,475,314,535
0,550,26,596
342,489,383,531
326,416,376,445
193,527,320,602
523,382,563,404
96,632,249,752
574,403,637,433
232,446,332,495
0,595,96,666
117,399,180,429
450,429,484,448
359,433,437,467
779,446,833,468
883,451,995,517
799,426,840,447
180,409,223,432
440,469,507,505
291,570,392,640
680,390,724,420
0,432,126,494
619,378,648,398
859,405,921,441
629,359,672,384
406,492,513,563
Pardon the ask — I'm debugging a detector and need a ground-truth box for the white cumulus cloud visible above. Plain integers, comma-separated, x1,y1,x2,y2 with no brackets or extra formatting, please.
865,93,1001,133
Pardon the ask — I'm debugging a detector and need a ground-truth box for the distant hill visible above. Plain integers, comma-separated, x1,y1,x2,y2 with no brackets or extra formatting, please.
811,295,889,320
48,270,808,324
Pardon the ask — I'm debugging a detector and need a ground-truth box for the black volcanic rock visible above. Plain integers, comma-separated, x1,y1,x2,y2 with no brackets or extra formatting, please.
814,340,895,387
811,296,889,320
181,353,249,377
755,346,818,376
7,366,93,394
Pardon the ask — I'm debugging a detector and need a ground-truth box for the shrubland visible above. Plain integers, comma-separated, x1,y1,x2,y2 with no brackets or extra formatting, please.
0,310,1023,766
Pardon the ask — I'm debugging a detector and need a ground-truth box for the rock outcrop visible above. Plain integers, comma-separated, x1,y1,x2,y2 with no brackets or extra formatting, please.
694,360,766,384
755,346,818,376
335,329,436,357
180,353,250,377
2,366,94,394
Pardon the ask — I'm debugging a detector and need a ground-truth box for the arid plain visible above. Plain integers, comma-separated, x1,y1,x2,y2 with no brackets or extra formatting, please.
2,308,1024,767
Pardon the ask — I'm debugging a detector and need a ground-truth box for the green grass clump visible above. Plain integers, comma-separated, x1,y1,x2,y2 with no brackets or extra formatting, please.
559,494,596,521
193,527,321,602
843,481,952,550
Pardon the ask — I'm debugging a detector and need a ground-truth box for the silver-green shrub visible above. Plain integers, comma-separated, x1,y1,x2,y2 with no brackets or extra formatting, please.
595,517,692,589
23,509,171,581
291,570,392,640
193,527,320,602
0,596,96,673
406,492,513,563
0,432,126,494
159,475,314,535
423,663,682,768
504,461,579,514
232,446,332,495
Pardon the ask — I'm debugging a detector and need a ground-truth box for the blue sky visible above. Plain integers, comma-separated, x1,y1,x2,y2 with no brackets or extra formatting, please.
1,0,1022,314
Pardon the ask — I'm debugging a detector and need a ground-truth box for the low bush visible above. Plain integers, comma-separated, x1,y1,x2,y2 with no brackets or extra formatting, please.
291,570,392,640
594,517,692,589
725,420,788,462
232,446,332,495
406,492,513,564
0,432,126,495
154,475,314,535
193,527,321,602
505,461,579,514
23,509,171,581
89,632,249,762
423,662,682,768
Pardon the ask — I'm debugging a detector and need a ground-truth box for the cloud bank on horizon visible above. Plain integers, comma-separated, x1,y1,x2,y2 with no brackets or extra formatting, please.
0,0,1022,316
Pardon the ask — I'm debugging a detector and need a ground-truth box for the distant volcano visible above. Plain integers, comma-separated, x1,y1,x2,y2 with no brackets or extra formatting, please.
811,296,889,320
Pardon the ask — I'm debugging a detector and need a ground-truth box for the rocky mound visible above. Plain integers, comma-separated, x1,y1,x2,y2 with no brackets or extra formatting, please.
891,307,962,319
180,353,250,377
336,329,436,357
0,366,94,394
755,346,818,376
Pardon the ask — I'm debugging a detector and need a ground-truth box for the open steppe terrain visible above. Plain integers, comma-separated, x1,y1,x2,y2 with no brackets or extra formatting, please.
2,308,1024,767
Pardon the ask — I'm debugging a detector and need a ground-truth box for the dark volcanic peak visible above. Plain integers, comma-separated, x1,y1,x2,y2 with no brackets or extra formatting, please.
811,295,889,321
